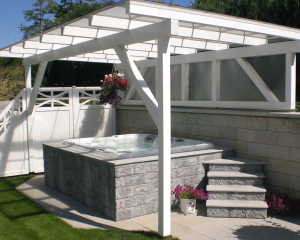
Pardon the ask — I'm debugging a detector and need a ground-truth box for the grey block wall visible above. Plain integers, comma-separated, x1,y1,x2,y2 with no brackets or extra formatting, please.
116,107,300,198
43,143,226,221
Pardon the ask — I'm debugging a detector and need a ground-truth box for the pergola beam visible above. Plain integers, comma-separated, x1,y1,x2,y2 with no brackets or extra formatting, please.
117,40,300,69
23,19,178,66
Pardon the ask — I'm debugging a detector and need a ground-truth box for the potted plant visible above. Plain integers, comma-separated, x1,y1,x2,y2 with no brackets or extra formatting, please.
99,73,129,107
171,184,209,214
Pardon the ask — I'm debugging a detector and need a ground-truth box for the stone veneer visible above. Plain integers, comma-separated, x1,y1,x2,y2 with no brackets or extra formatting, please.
116,106,300,198
43,142,233,221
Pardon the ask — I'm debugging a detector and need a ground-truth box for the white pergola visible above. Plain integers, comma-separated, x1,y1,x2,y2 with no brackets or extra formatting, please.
1,0,300,236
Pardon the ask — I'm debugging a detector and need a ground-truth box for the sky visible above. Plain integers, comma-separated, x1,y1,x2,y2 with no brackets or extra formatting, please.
0,0,190,49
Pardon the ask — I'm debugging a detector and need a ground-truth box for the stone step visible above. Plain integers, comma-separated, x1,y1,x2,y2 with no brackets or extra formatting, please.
207,185,266,193
206,200,268,208
208,186,266,201
203,157,269,172
208,172,265,186
206,200,268,218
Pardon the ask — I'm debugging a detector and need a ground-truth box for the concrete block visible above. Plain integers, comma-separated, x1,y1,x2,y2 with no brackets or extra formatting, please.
132,119,142,129
151,162,158,172
247,142,268,157
219,126,237,140
115,165,134,177
211,114,229,126
228,140,247,154
289,176,300,191
116,196,143,210
230,209,246,218
290,147,300,163
247,117,267,130
207,208,229,217
137,111,148,120
171,158,184,169
116,209,132,221
143,192,158,204
290,119,300,133
144,172,158,183
171,112,183,123
115,186,134,199
195,125,204,136
183,113,197,124
278,132,300,148
257,156,279,173
267,118,289,132
228,115,247,128
135,163,152,174
187,124,197,136
279,160,300,176
268,145,289,160
212,138,229,147
132,204,152,218
197,114,212,126
246,209,267,219
174,167,191,177
123,175,145,186
120,127,129,134
264,171,288,188
122,118,132,127
128,127,138,134
182,157,198,167
255,130,278,145
237,129,255,142
135,183,155,194
203,126,219,138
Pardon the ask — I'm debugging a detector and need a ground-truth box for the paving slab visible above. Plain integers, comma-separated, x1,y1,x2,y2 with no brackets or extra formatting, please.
16,175,300,240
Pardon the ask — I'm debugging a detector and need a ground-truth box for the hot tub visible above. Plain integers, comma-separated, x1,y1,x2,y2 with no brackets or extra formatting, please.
43,134,234,221
62,134,216,160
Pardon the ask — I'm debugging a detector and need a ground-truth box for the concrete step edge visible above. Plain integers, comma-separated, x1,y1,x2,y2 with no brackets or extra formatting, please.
207,172,265,178
206,200,268,209
207,185,266,193
203,157,270,165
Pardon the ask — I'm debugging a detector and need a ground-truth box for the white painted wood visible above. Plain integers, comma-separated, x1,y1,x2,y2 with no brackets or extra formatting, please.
285,53,296,109
121,100,292,110
181,63,189,101
117,40,300,69
127,1,300,40
23,19,178,66
236,57,279,102
212,60,220,101
157,36,171,237
114,45,159,126
27,61,48,115
125,67,147,100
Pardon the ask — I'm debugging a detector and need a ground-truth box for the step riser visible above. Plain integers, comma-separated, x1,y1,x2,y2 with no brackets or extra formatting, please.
207,207,267,219
209,164,262,172
208,178,263,186
209,192,265,201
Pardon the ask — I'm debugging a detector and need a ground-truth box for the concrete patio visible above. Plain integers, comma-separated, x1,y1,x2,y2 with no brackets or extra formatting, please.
16,175,300,240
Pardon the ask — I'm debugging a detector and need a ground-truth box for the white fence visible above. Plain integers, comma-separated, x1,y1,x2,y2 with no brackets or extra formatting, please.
0,87,115,177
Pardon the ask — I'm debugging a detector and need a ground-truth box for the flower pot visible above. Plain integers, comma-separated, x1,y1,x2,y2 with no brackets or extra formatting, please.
180,198,196,214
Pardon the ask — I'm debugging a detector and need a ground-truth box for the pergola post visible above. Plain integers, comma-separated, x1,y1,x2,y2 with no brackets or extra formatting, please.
285,53,296,110
157,36,171,237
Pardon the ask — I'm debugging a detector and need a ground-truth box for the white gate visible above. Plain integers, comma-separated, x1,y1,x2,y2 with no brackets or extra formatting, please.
0,87,115,177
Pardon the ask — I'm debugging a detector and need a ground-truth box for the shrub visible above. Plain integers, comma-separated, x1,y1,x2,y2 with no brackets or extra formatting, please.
266,191,300,216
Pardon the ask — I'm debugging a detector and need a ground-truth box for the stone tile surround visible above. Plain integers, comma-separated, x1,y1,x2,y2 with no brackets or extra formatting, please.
117,106,300,198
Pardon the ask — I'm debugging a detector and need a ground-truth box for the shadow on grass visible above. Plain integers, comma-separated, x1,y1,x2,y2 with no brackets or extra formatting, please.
233,225,300,239
129,231,180,240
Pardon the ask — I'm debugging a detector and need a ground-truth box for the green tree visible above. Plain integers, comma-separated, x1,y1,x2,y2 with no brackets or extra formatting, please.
52,0,115,25
22,0,57,38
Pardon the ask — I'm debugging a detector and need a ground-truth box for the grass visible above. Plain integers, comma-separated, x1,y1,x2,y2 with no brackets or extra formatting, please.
0,175,179,240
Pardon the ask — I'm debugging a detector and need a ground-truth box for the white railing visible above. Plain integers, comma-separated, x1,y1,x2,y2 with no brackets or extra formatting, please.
0,89,26,140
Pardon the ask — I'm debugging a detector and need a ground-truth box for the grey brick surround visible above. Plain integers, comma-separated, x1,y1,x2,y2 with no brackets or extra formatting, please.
43,142,233,221
117,106,300,198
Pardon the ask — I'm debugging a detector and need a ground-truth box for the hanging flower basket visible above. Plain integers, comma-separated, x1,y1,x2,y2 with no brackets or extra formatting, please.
99,73,129,107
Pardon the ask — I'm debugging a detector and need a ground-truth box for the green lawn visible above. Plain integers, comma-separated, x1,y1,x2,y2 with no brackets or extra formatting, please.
0,175,179,240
